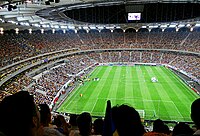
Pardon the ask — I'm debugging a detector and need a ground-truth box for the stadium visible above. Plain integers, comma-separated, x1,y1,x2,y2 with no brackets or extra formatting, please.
0,0,200,134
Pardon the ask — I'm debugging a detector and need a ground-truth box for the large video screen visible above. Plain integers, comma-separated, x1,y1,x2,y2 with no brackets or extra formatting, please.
128,13,141,21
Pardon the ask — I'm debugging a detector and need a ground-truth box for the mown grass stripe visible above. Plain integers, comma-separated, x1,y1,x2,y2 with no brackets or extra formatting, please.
150,66,182,120
142,66,172,120
135,66,155,117
156,67,193,121
124,66,134,105
115,66,126,105
92,66,115,111
161,67,196,105
166,67,198,99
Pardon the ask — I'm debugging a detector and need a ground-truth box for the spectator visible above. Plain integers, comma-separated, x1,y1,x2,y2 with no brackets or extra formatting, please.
163,125,170,135
172,122,193,136
144,119,168,136
76,112,92,136
151,119,170,135
191,98,200,135
93,118,104,135
39,103,64,136
0,91,42,136
153,119,166,134
111,104,145,136
69,114,79,136
53,115,69,136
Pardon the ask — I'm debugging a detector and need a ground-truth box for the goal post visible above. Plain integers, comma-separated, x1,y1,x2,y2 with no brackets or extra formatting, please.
136,109,145,120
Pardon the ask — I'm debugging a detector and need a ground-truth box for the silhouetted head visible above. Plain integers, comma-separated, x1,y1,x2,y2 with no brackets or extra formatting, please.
0,91,40,136
53,115,64,128
69,114,78,127
39,103,51,127
191,98,200,128
111,104,145,136
173,122,193,136
77,112,92,136
153,119,165,133
93,118,104,135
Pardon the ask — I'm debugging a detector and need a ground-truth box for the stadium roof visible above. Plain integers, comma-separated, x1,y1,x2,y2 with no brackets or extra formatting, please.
1,0,200,32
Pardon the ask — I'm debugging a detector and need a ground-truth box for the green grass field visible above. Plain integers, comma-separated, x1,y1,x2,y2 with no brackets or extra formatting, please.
57,65,199,122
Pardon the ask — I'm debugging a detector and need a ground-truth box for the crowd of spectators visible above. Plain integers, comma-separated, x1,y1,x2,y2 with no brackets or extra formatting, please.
170,55,200,80
0,91,9,102
0,54,95,103
120,51,130,62
0,31,199,83
26,55,94,105
1,91,200,136
1,31,200,68
0,47,77,83
4,74,33,93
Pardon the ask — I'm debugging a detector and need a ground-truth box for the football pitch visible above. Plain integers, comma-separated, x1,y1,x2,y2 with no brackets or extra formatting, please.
57,65,199,122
